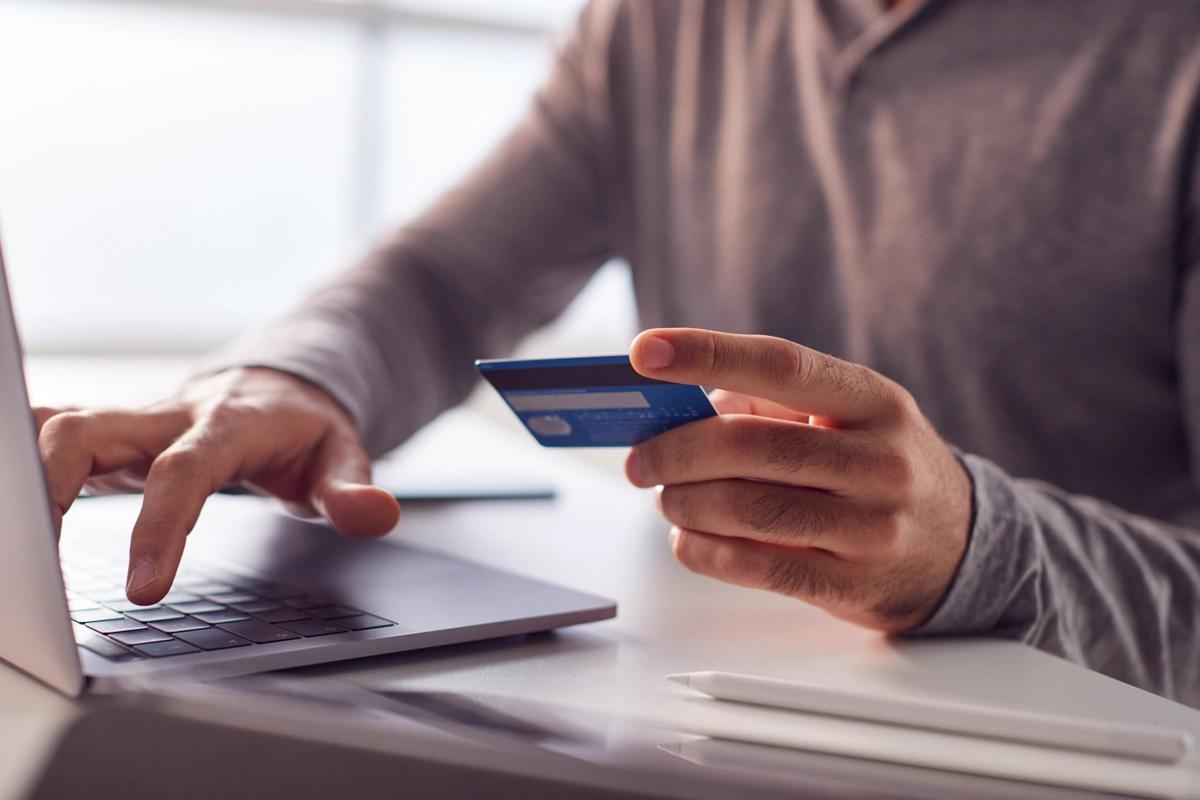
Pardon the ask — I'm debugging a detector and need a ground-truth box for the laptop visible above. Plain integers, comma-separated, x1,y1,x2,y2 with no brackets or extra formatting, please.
0,236,616,696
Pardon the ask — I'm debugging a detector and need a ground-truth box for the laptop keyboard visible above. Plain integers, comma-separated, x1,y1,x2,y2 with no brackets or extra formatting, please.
62,550,396,662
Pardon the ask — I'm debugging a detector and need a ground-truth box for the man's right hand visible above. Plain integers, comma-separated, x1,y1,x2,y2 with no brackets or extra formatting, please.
34,368,401,606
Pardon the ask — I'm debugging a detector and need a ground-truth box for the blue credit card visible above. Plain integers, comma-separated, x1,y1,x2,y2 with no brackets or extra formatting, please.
475,355,717,447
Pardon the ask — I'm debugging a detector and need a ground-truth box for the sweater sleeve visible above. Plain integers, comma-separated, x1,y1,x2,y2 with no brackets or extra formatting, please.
913,245,1200,705
914,453,1200,703
198,1,624,456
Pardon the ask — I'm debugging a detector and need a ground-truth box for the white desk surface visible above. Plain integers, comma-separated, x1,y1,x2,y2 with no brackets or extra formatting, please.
6,357,1200,799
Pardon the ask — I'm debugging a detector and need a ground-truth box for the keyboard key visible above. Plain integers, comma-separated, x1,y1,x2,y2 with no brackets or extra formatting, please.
166,600,224,615
172,567,209,582
64,580,102,594
171,569,208,585
217,620,301,644
76,575,120,587
102,599,157,613
194,609,251,624
126,607,184,623
248,583,304,600
176,581,232,595
148,617,211,634
279,619,347,638
336,614,395,631
174,629,251,651
206,591,258,604
75,587,120,600
310,605,362,620
66,598,100,612
225,576,273,590
110,629,172,646
229,600,280,614
87,618,147,635
71,607,122,624
281,595,328,609
253,607,311,624
161,590,200,604
77,636,141,663
134,640,201,658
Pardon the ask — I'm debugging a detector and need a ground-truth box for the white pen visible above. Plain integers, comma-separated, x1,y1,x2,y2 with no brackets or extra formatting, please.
668,671,1193,764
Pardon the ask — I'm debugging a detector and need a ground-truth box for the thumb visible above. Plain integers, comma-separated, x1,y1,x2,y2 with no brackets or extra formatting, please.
309,433,400,538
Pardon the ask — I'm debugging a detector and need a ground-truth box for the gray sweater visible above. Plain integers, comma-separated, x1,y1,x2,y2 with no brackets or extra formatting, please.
210,1,1200,704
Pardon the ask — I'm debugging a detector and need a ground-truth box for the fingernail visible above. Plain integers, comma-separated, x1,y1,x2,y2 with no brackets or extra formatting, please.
126,559,157,595
640,336,674,370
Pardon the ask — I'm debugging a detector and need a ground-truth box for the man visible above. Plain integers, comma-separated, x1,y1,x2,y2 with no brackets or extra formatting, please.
34,0,1200,704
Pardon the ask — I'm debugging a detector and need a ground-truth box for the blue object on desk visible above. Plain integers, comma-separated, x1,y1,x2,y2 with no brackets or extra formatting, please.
476,355,717,447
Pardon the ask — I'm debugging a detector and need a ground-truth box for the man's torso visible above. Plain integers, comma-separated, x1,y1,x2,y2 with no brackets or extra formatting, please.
600,0,1200,520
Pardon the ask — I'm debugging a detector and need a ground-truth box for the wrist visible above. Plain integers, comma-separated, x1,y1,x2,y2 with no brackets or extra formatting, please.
906,451,1038,637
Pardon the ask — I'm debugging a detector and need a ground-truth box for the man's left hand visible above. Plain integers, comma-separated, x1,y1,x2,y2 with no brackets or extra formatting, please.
626,328,972,632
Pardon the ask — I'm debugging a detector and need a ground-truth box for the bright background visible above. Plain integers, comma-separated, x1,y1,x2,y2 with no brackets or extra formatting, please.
0,0,637,359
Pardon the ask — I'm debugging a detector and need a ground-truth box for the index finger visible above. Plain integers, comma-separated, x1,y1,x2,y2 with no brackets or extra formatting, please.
125,424,239,604
629,328,901,426
38,407,189,525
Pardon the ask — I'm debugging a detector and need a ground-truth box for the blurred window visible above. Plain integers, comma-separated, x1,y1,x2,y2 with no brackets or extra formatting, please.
0,0,633,355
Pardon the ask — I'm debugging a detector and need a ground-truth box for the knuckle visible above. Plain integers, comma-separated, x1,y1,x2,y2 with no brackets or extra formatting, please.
839,362,882,413
40,411,89,443
659,487,700,531
817,357,896,422
875,448,917,499
737,488,800,541
697,330,722,375
762,424,814,475
671,528,702,570
634,442,663,483
782,341,816,390
672,529,741,581
668,427,699,477
200,397,259,431
710,539,750,579
871,508,906,546
826,437,861,476
150,447,205,480
876,380,917,423
724,416,765,463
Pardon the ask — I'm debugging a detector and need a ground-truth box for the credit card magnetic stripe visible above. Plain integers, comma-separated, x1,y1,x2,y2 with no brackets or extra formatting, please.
475,356,680,391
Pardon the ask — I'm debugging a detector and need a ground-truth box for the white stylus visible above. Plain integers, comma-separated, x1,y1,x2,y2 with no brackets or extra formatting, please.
668,671,1193,764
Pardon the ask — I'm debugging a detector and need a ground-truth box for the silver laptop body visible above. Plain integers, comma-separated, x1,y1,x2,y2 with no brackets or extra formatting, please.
0,235,616,696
